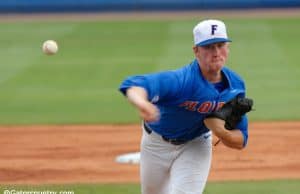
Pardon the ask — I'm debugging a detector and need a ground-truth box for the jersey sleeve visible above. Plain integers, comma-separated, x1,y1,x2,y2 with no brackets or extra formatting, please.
236,115,249,147
119,71,181,102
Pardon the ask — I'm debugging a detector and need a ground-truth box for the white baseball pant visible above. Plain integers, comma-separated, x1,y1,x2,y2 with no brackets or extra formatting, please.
140,126,212,194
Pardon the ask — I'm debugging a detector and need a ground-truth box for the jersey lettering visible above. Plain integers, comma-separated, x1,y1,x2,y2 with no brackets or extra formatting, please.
197,101,212,113
179,101,198,111
180,100,224,113
215,102,225,110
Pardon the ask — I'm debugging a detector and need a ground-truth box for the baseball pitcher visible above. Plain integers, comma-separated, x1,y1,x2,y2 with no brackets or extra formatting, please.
119,19,253,194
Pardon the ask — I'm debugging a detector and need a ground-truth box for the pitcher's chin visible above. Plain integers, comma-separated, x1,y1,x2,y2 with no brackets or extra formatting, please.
210,63,224,72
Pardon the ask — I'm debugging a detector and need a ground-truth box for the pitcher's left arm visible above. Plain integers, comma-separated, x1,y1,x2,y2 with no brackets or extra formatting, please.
204,97,253,149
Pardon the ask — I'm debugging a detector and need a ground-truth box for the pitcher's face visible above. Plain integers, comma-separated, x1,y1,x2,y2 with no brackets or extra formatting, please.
194,42,229,73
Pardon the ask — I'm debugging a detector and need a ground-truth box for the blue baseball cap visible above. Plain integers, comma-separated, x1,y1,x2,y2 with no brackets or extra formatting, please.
193,19,232,47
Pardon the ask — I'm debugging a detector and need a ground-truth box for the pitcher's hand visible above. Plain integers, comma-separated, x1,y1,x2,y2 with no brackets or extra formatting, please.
138,101,160,122
126,86,160,122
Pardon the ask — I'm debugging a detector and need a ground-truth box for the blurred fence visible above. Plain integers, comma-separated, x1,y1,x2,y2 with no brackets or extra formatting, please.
0,0,300,13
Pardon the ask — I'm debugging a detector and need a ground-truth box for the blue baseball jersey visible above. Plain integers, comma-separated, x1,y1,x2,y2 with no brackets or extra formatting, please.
119,59,249,146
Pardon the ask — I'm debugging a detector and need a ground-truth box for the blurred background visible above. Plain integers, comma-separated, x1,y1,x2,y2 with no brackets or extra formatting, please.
0,0,299,124
0,0,300,12
0,1,300,194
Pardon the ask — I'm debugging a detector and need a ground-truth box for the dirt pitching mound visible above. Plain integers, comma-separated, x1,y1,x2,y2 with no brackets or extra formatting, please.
0,121,299,184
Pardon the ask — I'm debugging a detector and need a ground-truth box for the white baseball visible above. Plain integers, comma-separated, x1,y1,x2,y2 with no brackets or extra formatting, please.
42,40,58,55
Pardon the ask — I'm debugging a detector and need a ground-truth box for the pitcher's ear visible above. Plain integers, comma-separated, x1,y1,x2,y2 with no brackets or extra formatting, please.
193,46,198,53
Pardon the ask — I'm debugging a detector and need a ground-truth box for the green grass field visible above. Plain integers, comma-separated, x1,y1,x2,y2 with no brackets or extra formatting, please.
0,18,300,124
1,179,300,194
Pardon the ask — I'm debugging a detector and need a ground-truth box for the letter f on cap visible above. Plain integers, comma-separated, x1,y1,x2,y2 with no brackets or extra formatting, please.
211,25,218,35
